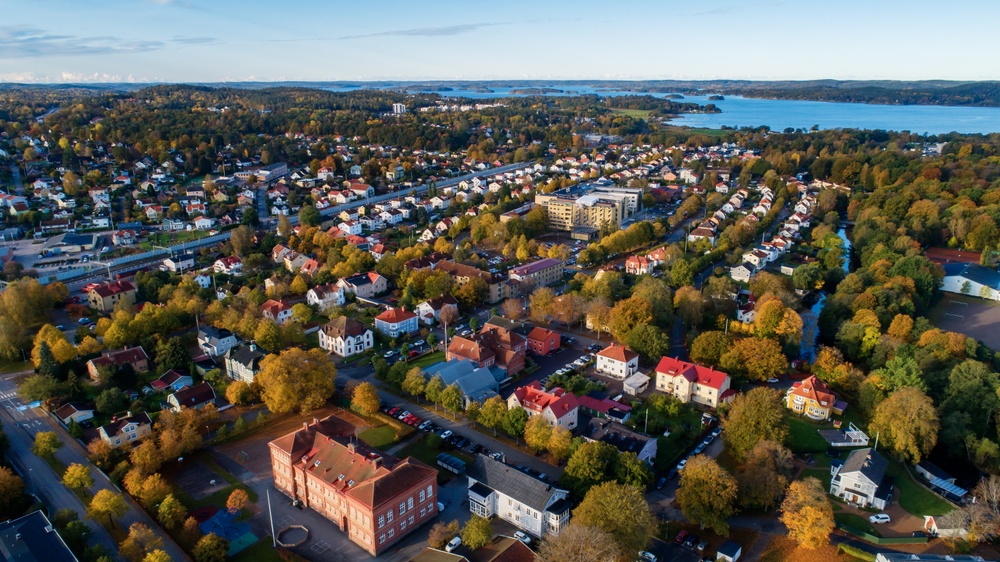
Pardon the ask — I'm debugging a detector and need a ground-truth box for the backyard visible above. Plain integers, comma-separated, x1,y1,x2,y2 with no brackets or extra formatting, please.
394,435,474,484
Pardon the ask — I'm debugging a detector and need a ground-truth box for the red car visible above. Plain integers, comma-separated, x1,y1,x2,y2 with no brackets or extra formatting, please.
407,417,421,427
674,530,689,545
387,407,400,416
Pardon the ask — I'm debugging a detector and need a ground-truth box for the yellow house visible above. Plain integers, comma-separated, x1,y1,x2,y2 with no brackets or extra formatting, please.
786,375,843,420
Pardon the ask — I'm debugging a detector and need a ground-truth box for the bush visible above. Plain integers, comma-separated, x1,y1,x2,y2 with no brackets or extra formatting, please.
837,544,875,561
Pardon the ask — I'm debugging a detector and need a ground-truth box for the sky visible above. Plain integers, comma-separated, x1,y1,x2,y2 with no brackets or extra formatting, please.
1,0,999,84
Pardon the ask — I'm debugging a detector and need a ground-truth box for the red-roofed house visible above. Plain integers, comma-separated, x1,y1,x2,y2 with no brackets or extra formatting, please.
261,299,294,325
374,307,418,338
786,375,843,420
526,327,560,355
86,347,149,380
595,344,639,379
654,356,734,409
214,255,243,275
87,280,137,312
507,381,579,429
625,255,654,275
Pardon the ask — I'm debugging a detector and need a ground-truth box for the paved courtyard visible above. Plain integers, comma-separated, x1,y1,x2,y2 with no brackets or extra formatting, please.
930,294,1000,350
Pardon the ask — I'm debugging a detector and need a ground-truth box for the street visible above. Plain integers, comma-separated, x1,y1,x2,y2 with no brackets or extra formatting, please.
0,375,192,561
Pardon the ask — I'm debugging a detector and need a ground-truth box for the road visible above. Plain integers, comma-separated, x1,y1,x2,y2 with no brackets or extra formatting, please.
0,376,192,561
10,164,24,196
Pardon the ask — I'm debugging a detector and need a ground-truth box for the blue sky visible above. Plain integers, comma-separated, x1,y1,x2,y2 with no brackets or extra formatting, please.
1,0,998,83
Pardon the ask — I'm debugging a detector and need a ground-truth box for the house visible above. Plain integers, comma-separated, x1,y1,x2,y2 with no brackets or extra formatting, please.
374,307,419,338
167,382,217,412
595,344,639,379
942,263,1000,300
272,244,292,263
830,448,892,510
716,540,743,562
87,280,137,312
163,253,196,273
99,412,153,448
507,381,579,429
319,316,374,358
54,402,95,425
111,229,136,246
466,456,571,537
654,356,735,409
214,256,243,275
415,295,460,326
307,283,346,310
730,262,755,283
526,327,560,355
283,252,308,273
198,326,237,357
150,369,194,392
261,299,294,325
0,510,79,562
225,342,266,383
448,324,526,377
585,418,657,464
423,360,502,407
338,271,388,299
786,375,844,420
625,255,654,275
86,347,149,380
269,416,438,556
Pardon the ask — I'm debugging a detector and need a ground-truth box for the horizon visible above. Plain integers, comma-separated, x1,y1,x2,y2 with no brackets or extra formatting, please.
2,0,999,83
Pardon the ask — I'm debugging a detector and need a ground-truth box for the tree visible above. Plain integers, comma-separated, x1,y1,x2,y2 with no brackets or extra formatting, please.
256,348,336,414
401,367,426,398
225,380,254,405
120,523,164,562
537,523,623,562
193,533,229,562
230,225,254,257
624,324,670,363
722,387,789,461
502,407,529,441
479,396,507,436
289,276,309,296
0,467,26,519
155,337,191,372
144,551,173,562
298,205,321,227
35,340,60,378
669,258,694,287
736,440,794,511
440,384,464,415
609,295,654,342
18,374,60,402
424,375,445,406
720,337,788,382
614,452,652,489
548,426,573,463
62,463,94,492
428,519,460,549
125,471,171,510
32,431,61,459
676,455,738,535
129,440,164,476
530,287,555,324
690,331,729,366
87,438,114,468
871,356,927,393
226,489,249,514
158,494,186,530
524,415,552,452
461,515,493,550
562,441,617,497
95,387,128,414
253,320,281,352
351,382,381,416
277,215,292,238
88,489,127,528
780,477,835,549
573,482,657,555
870,387,939,463
502,298,525,320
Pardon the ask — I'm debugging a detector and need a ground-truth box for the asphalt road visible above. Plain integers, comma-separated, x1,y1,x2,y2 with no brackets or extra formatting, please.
11,164,23,196
0,375,192,561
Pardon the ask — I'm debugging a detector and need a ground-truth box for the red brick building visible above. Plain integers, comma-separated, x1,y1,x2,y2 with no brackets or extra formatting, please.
447,323,527,376
526,327,561,355
270,416,439,556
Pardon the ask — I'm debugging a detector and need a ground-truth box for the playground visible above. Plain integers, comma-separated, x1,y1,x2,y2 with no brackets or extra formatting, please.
192,505,258,556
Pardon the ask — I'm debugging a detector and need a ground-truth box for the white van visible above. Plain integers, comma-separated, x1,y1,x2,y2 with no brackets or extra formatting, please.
445,536,462,552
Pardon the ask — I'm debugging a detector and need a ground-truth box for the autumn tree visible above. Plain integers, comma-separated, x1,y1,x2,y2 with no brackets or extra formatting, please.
502,298,525,320
676,455,739,535
530,287,555,324
461,515,493,550
32,431,61,459
562,441,618,497
720,337,788,381
32,324,78,365
230,225,254,257
225,380,254,405
227,489,249,514
88,489,127,528
62,463,94,493
690,331,729,367
870,387,939,463
401,367,426,399
609,296,654,341
256,348,336,414
673,285,704,326
502,407,529,441
573,482,657,555
722,387,789,461
440,383,463,415
351,382,381,416
548,426,573,463
193,532,229,562
479,395,507,436
124,471,172,510
524,415,552,452
736,440,794,511
537,523,623,562
0,467,26,519
428,519,460,549
780,477,835,549
158,494,187,530
753,297,804,346
144,551,172,562
120,523,164,562
424,374,445,407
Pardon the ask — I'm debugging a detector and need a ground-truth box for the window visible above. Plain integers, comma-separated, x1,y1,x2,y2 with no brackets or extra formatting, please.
407,497,413,510
420,507,426,517
400,519,406,531
387,510,393,523
426,484,433,497
379,534,385,544
387,528,394,539
378,515,384,528
409,515,414,525
399,502,405,515
419,490,425,502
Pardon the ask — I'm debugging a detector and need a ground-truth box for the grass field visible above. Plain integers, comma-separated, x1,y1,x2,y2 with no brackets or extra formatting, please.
799,467,833,491
0,359,30,374
408,351,445,369
835,512,879,536
358,425,398,449
662,126,731,138
611,108,652,119
785,414,831,453
887,461,953,516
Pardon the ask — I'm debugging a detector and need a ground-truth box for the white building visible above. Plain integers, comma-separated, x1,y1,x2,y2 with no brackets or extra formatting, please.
594,344,639,380
306,283,346,310
466,456,571,537
197,326,237,357
318,317,373,358
830,448,891,510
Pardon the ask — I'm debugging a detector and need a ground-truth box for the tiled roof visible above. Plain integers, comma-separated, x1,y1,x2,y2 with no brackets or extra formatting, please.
322,316,368,339
466,456,565,512
596,343,638,363
89,280,135,298
99,412,151,437
509,381,578,420
788,375,837,407
170,382,216,408
376,307,417,324
840,447,888,484
89,347,148,370
654,356,729,390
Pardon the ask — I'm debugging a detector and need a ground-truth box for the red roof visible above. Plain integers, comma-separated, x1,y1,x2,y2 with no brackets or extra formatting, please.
510,381,578,420
261,299,292,317
89,280,135,298
526,327,558,343
789,375,837,407
654,356,729,390
597,343,638,363
376,307,416,324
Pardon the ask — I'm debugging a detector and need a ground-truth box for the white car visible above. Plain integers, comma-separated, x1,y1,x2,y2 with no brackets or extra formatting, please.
638,551,657,562
514,531,531,545
383,350,395,358
766,377,780,383
445,536,462,553
869,513,891,524
440,430,453,440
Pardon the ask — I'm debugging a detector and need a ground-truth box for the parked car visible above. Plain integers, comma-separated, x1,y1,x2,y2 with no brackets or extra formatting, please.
711,427,722,437
683,534,698,549
397,411,410,420
445,537,462,553
656,477,667,490
674,530,689,545
437,501,446,512
383,350,395,358
766,377,780,383
696,539,708,552
677,458,688,471
638,551,657,562
440,430,453,440
869,513,891,524
667,468,678,480
413,340,426,347
418,421,432,431
693,444,706,454
514,531,532,545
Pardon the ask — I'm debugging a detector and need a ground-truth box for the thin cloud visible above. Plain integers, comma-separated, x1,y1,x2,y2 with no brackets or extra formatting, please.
0,25,214,59
338,22,501,40
171,36,217,45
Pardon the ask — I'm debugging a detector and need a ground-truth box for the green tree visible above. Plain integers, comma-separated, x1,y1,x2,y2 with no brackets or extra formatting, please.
401,367,426,398
424,375,445,406
18,374,60,402
690,331,729,366
298,205,321,227
158,494,187,530
35,340,59,378
440,384,463,415
479,396,507,436
351,382,381,416
676,455,738,535
502,407,529,442
624,324,670,363
95,387,128,414
155,337,191,372
548,426,573,463
722,387,789,461
870,387,939,463
461,515,493,550
193,533,229,562
32,431,61,459
562,441,617,497
572,482,657,555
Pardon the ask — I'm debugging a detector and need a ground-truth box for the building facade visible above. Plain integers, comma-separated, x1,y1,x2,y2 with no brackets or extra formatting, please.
508,258,563,288
507,381,579,429
88,280,137,312
466,456,570,537
595,344,639,379
653,356,734,409
374,307,419,338
319,317,374,358
98,412,153,448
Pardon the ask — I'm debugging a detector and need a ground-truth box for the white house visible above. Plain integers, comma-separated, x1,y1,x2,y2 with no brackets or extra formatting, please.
225,342,265,383
198,326,238,357
730,262,755,283
306,283,346,310
942,263,1000,301
98,412,153,448
338,220,362,236
415,295,460,326
830,448,892,510
466,456,571,537
318,316,374,358
594,344,639,380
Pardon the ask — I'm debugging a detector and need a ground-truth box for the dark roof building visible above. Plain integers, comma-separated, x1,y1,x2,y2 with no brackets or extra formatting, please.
0,510,78,562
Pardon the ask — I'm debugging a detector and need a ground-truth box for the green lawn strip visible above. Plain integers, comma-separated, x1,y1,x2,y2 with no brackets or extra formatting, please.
231,540,288,562
407,351,445,369
0,359,30,373
784,413,831,453
834,512,879,537
358,425,397,449
799,467,833,491
610,108,652,119
886,461,953,516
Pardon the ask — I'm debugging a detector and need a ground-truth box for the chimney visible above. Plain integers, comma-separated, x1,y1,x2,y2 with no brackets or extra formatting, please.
348,442,357,454
249,341,257,352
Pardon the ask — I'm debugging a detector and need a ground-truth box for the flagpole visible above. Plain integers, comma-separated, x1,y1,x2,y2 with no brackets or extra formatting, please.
267,489,276,548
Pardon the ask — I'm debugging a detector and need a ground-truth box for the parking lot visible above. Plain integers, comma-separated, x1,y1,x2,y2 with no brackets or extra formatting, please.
930,294,1000,350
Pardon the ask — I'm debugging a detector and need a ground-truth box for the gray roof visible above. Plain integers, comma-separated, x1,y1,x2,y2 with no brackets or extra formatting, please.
425,360,499,403
199,326,234,343
226,342,265,369
467,456,565,512
0,510,78,562
943,263,1000,290
587,418,653,455
841,447,888,485
718,540,742,558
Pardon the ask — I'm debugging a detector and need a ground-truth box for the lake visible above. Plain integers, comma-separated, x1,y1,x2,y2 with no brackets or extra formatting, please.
326,84,1000,134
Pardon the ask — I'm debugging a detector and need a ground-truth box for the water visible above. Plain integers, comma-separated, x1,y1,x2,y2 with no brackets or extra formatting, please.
800,227,852,361
325,84,1000,134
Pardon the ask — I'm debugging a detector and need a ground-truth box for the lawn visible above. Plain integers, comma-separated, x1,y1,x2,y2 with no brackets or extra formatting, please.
0,359,30,374
785,413,831,453
611,108,652,119
663,126,731,138
139,230,210,248
835,512,879,536
358,425,398,449
408,351,445,369
799,467,833,491
887,461,953,516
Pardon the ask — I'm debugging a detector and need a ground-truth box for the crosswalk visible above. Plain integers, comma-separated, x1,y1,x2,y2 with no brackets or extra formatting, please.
0,391,19,401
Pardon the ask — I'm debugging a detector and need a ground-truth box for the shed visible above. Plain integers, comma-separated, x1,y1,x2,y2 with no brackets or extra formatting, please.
622,372,651,396
717,540,742,562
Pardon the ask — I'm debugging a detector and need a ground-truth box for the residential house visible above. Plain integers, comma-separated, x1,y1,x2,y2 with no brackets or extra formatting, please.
434,261,508,304
111,229,136,246
786,375,844,420
214,256,243,275
54,402,95,425
98,412,153,448
730,262,756,283
272,244,293,263
198,326,238,357
283,251,308,273
87,280,137,312
269,416,438,556
526,327,560,355
86,347,149,381
595,344,639,379
307,283,346,310
225,342,266,383
150,369,194,392
163,253,196,273
830,448,892,510
447,323,526,377
942,263,1000,301
339,220,363,236
261,299,294,325
415,295,460,326
167,382,217,412
585,418,657,465
319,316,374,358
338,272,388,299
625,255,654,276
506,381,579,429
654,356,735,409
466,456,571,537
423,359,502,407
374,307,419,338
